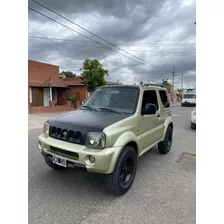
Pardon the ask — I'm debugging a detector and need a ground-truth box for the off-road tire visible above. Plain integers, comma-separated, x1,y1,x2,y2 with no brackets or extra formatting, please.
44,157,66,170
158,126,173,154
104,146,137,196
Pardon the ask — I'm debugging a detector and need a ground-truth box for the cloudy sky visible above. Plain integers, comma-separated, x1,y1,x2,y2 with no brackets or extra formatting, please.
28,0,196,88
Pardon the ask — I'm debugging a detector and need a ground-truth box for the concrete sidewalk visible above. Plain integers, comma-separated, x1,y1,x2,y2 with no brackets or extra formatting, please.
28,112,66,130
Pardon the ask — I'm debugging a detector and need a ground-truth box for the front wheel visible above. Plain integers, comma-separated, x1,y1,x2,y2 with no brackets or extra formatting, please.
104,146,137,196
158,126,173,154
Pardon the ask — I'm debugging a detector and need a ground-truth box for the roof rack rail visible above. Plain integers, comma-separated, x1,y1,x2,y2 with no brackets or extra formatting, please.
142,83,165,88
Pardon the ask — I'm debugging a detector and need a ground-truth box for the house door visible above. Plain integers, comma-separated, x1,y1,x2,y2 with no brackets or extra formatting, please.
43,88,50,106
32,87,43,106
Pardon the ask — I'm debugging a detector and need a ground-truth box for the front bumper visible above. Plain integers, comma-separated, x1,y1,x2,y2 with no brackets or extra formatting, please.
37,134,122,174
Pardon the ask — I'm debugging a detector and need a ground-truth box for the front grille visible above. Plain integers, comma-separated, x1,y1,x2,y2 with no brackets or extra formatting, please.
49,146,79,160
50,126,82,144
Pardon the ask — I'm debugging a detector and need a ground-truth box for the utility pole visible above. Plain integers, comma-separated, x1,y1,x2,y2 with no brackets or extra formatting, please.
181,72,184,93
172,65,175,103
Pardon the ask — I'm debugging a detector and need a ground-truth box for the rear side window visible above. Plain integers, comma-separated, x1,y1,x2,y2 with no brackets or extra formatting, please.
159,90,170,108
142,90,159,111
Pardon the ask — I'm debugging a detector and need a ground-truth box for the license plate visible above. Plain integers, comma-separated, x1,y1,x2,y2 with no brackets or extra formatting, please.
52,155,67,167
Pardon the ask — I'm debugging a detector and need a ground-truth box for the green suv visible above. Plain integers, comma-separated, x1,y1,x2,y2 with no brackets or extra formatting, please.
37,84,173,195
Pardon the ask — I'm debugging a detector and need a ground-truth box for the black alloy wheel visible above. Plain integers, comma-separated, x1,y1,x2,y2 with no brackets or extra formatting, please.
158,126,173,154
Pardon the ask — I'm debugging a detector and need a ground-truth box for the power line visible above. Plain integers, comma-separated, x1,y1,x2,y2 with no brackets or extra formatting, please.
122,50,195,54
28,26,76,58
28,36,99,45
30,1,169,73
118,42,196,45
28,35,196,46
28,34,195,47
29,7,163,72
28,35,196,54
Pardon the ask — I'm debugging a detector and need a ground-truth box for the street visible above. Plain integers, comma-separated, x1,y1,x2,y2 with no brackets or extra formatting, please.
28,105,196,224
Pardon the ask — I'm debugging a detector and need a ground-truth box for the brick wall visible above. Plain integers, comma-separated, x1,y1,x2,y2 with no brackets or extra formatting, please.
67,86,88,103
28,60,59,82
29,105,73,114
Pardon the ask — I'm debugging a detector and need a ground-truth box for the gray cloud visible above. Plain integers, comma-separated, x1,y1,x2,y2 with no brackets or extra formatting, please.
28,0,196,88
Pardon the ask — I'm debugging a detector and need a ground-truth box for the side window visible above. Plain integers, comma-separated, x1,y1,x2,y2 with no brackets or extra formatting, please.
141,90,159,111
159,90,170,108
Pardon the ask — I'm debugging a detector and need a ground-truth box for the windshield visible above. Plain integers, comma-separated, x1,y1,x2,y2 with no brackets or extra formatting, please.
183,94,195,99
82,87,139,114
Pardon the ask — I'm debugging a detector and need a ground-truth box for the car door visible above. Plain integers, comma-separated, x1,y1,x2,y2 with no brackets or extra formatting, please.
139,90,161,152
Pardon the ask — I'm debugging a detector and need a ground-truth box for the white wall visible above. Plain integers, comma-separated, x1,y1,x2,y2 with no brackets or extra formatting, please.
29,87,32,103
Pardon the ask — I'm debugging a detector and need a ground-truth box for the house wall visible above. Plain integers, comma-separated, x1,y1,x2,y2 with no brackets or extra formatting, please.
29,105,73,114
56,86,88,107
67,86,88,102
28,60,59,82
162,80,173,93
57,88,67,105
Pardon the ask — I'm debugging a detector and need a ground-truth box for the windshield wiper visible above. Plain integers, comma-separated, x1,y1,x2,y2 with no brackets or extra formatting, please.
98,107,121,114
81,105,98,111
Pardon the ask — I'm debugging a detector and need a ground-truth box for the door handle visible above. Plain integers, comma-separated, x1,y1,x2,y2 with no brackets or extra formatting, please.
157,114,160,118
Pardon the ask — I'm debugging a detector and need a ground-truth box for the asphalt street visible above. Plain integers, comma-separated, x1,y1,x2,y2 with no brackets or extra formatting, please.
28,105,196,224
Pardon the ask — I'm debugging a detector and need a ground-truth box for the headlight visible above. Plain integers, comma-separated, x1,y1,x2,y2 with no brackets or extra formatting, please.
43,122,50,137
85,132,106,149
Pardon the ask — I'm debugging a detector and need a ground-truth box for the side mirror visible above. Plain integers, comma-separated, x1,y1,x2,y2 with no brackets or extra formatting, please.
141,103,156,115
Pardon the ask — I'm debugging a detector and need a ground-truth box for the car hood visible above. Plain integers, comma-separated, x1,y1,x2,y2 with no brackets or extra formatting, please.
49,109,131,129
47,109,131,145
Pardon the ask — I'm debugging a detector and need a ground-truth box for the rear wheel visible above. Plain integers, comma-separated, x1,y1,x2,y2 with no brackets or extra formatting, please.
158,126,173,154
44,157,66,170
105,146,137,195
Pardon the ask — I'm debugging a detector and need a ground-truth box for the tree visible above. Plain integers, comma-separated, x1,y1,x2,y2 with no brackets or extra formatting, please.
60,71,76,77
80,58,109,93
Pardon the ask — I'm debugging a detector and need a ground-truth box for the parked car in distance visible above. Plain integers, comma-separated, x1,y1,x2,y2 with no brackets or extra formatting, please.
181,93,196,107
191,108,196,129
37,84,173,195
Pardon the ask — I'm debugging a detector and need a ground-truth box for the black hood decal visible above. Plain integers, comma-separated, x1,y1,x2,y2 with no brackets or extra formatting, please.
48,110,131,145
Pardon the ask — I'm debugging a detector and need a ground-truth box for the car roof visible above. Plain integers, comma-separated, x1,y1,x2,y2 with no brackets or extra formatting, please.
100,85,140,89
100,84,167,91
